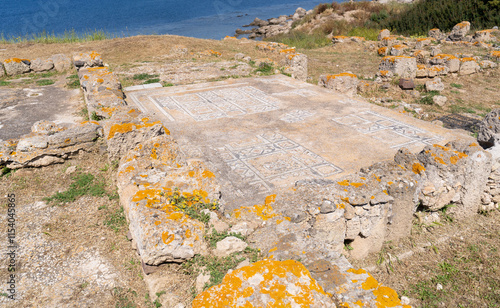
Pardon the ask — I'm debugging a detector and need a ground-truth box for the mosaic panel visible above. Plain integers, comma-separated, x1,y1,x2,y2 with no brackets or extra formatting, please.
144,86,280,122
332,111,440,148
217,133,343,193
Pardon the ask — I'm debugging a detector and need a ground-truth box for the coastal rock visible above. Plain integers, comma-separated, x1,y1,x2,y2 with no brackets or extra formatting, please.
30,58,54,72
425,77,445,92
51,54,73,72
249,17,268,27
3,58,31,75
285,53,308,81
295,7,307,18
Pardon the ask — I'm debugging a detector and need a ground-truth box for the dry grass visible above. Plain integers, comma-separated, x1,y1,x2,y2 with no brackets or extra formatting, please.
351,210,500,307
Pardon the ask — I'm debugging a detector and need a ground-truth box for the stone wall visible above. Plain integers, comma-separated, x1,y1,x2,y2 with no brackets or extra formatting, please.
0,54,72,77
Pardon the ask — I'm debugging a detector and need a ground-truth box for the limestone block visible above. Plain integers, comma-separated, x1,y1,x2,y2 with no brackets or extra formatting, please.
478,109,500,147
433,95,447,107
73,51,104,68
430,54,460,72
428,28,443,40
312,211,346,249
214,237,248,257
448,21,471,41
379,35,398,47
192,260,335,307
79,66,121,93
285,53,308,81
30,58,54,72
459,58,480,75
3,58,31,75
414,50,430,64
390,44,409,56
16,135,49,152
318,72,359,97
377,29,390,41
428,65,449,77
379,56,417,78
50,54,73,72
31,120,64,134
425,77,444,92
415,37,433,49
473,29,498,42
491,51,500,62
480,60,498,69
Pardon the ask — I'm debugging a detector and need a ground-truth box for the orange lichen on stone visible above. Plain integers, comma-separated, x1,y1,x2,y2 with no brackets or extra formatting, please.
416,37,433,42
162,231,175,245
234,195,277,221
202,170,215,178
433,54,458,60
490,51,500,59
378,47,388,55
326,72,357,80
459,57,476,62
429,66,446,72
107,119,162,139
100,107,116,117
192,259,329,308
154,221,161,226
392,44,408,50
279,48,296,54
382,55,413,63
379,70,390,76
4,58,30,63
412,162,425,174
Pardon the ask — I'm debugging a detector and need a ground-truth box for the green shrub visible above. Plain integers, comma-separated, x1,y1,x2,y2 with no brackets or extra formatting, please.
384,0,500,36
268,30,331,49
370,10,389,23
348,27,380,41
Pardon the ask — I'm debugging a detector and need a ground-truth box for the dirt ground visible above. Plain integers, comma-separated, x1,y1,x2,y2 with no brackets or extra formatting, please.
0,147,157,307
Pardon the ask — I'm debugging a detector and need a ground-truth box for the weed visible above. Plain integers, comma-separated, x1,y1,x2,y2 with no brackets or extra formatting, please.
163,83,174,87
80,281,89,289
79,105,89,121
269,30,331,49
0,80,10,86
143,78,160,84
166,189,219,224
418,91,440,105
450,105,476,114
254,63,274,75
133,73,158,80
104,207,127,232
36,79,55,86
113,287,137,308
183,254,246,290
0,29,111,44
66,74,80,89
91,111,103,121
1,167,13,178
451,83,463,89
44,173,107,205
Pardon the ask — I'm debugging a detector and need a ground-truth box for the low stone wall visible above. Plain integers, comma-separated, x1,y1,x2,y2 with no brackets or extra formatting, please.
0,54,73,77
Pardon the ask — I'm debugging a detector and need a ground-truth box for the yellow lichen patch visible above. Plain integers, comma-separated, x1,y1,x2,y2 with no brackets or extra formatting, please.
279,48,296,54
459,57,476,62
202,170,215,178
188,171,195,177
4,58,30,63
433,144,450,151
469,142,478,147
362,275,379,290
347,268,367,275
107,119,162,139
392,44,408,50
269,247,277,252
412,163,425,175
433,54,458,61
379,70,390,76
372,286,404,308
326,72,357,80
101,107,116,117
490,51,500,60
354,300,364,306
417,64,427,69
338,180,350,186
193,259,328,308
162,231,175,245
378,47,388,55
154,221,161,226
185,229,192,238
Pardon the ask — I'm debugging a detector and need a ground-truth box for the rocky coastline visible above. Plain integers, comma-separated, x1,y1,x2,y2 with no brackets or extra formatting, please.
234,7,310,39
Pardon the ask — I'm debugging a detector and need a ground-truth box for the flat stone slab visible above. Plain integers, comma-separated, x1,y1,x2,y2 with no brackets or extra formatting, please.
125,75,471,209
0,86,80,141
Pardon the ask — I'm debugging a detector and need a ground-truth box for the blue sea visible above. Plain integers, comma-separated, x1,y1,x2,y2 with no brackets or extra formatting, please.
0,0,338,40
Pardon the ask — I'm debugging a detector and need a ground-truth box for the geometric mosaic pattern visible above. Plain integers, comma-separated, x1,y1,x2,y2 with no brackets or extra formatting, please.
332,111,441,148
146,86,280,122
216,132,343,193
280,110,315,123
